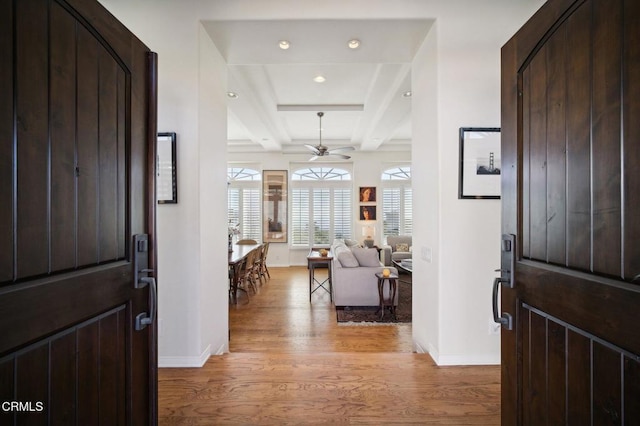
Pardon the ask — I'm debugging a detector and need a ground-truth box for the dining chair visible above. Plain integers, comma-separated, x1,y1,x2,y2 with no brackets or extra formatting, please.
238,249,258,293
229,261,249,304
257,242,270,281
237,239,258,245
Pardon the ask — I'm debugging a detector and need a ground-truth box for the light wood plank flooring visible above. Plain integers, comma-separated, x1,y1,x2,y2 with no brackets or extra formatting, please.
158,266,501,425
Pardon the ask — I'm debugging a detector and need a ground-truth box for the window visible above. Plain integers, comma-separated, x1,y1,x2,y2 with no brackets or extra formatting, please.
227,167,261,241
381,166,412,238
291,167,352,246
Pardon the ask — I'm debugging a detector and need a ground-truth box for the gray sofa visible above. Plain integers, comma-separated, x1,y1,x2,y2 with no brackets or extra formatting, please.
380,235,412,266
330,239,399,307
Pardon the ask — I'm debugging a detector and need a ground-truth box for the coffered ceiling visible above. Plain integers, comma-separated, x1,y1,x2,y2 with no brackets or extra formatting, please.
202,19,434,154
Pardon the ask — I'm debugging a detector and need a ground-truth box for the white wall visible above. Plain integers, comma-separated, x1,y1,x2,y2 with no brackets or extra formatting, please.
99,0,544,367
410,2,544,365
411,21,440,358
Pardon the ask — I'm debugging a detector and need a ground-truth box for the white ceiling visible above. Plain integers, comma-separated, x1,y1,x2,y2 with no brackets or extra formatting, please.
202,19,434,154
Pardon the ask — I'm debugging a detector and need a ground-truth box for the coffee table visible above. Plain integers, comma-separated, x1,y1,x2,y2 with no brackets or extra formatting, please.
392,259,412,284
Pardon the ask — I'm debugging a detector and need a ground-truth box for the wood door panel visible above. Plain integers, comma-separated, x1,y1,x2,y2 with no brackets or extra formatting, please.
50,2,79,272
526,51,548,262
519,262,640,355
565,4,592,272
520,304,639,424
0,0,13,283
3,0,129,284
546,320,566,425
545,28,567,266
0,263,131,356
518,0,639,281
98,47,121,263
50,331,77,425
624,0,640,282
0,359,14,425
591,0,622,278
16,0,50,280
567,331,590,425
593,343,622,424
15,344,49,425
76,25,101,268
0,307,127,425
625,356,640,421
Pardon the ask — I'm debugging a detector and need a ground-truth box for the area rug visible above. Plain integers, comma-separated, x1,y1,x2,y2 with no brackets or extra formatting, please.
336,275,411,324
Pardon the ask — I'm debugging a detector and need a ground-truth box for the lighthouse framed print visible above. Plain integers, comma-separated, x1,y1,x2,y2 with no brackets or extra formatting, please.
458,127,501,199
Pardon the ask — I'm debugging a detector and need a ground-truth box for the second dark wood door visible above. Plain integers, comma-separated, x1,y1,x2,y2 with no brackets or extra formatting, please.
0,0,157,424
501,0,640,423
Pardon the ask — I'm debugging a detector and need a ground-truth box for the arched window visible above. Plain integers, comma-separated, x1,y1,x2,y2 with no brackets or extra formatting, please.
227,167,261,242
381,166,412,238
291,167,352,246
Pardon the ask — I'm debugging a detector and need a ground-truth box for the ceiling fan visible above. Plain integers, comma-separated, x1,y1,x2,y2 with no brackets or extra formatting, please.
304,112,355,161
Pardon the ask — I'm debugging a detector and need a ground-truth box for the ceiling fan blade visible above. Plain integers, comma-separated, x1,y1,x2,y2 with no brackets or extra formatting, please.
328,153,351,160
309,155,320,162
304,144,320,154
328,146,355,153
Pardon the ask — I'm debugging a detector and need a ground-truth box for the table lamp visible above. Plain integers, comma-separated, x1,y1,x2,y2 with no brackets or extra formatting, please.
362,225,375,248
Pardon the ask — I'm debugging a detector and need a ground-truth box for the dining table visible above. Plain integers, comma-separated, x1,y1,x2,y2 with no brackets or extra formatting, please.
228,243,261,304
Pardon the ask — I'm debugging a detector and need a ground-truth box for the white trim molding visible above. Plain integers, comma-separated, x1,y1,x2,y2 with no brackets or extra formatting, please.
159,344,211,368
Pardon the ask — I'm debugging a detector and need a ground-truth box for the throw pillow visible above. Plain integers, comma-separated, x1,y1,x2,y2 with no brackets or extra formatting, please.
344,239,360,247
335,246,359,267
396,243,409,252
351,247,380,267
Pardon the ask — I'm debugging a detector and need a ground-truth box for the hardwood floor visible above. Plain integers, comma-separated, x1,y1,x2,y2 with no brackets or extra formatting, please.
158,266,501,425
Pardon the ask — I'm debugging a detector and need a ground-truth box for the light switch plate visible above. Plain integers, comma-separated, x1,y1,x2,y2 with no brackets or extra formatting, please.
421,246,432,263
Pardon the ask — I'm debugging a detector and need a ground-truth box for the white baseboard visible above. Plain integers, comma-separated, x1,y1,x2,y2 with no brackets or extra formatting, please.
413,340,428,354
159,344,211,368
417,341,500,366
434,354,500,366
213,341,228,356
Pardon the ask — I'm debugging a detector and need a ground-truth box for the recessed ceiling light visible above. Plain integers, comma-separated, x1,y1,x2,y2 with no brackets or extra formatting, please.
278,40,290,50
227,91,239,99
348,39,360,49
313,75,326,83
402,91,412,98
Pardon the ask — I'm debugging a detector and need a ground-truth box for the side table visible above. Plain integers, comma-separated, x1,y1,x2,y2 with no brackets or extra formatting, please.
307,249,333,302
374,272,398,320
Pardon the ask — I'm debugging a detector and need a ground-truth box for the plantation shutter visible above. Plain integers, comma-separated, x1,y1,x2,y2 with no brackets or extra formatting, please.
313,188,331,245
228,188,241,228
333,188,352,240
403,187,413,235
292,188,310,245
242,188,261,241
383,188,401,236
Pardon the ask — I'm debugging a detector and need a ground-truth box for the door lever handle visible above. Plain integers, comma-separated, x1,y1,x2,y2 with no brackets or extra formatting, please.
492,276,513,330
135,276,157,331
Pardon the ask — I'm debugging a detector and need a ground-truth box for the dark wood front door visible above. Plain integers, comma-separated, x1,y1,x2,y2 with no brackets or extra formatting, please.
501,0,640,424
0,0,158,424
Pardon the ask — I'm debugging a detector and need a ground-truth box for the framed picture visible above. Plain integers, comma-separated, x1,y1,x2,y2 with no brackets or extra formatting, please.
157,132,177,204
263,170,288,243
359,186,376,203
458,127,501,199
359,205,376,221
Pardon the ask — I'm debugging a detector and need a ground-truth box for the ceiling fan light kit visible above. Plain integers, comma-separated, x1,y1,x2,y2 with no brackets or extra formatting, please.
305,112,355,161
